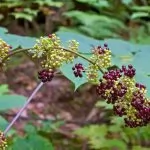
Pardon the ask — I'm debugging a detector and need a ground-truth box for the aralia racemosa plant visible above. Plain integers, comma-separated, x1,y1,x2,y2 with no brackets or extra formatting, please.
0,34,150,149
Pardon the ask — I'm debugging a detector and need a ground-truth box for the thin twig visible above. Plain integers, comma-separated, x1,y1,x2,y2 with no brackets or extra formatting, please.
1,48,32,64
3,82,44,135
57,47,104,74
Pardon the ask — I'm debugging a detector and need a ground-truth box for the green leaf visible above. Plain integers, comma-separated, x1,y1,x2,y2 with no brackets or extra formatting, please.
11,134,54,150
0,27,8,34
96,100,113,109
1,33,36,49
108,125,122,133
0,116,15,135
121,0,132,5
60,57,88,90
111,116,124,126
41,120,64,132
75,125,107,139
131,47,150,96
0,2,22,8
11,13,34,22
11,137,31,150
100,139,127,150
23,8,38,16
132,146,150,150
0,84,9,95
76,0,109,8
27,135,54,150
64,11,126,30
79,25,119,39
24,124,37,134
132,6,150,12
131,12,149,19
89,138,106,149
0,116,8,130
0,95,26,110
58,27,80,33
57,31,102,53
34,0,63,7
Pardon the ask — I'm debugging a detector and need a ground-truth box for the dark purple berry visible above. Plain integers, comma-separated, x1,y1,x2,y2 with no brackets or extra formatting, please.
38,69,54,83
104,43,108,47
72,63,85,78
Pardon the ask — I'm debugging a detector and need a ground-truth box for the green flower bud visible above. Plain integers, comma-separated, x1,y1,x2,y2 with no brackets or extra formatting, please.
29,34,79,70
0,131,7,150
0,39,10,63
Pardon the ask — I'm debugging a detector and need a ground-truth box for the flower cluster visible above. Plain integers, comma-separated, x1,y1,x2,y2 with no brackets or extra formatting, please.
38,69,54,83
29,34,79,70
86,44,111,83
66,40,79,63
72,63,85,77
0,38,11,64
91,44,111,68
0,131,7,150
96,65,150,127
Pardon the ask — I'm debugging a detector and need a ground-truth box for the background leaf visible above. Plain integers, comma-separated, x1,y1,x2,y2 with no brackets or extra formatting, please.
26,135,54,150
0,95,26,110
0,84,9,95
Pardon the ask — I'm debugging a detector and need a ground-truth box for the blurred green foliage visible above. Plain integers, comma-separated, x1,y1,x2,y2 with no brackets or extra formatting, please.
0,0,63,21
74,99,150,149
59,0,150,43
0,0,150,42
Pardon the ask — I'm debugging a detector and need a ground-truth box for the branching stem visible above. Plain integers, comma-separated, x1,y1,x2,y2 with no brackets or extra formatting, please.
1,48,32,64
1,47,104,74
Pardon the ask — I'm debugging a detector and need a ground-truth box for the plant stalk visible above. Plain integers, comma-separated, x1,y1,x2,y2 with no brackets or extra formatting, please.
2,47,104,74
1,48,32,64
3,82,44,135
60,47,104,74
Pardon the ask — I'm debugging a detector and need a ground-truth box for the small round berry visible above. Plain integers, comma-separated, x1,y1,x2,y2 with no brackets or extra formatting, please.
72,63,85,78
104,43,108,47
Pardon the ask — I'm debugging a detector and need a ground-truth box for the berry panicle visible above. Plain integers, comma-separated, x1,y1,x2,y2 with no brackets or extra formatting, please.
28,34,79,71
96,64,150,128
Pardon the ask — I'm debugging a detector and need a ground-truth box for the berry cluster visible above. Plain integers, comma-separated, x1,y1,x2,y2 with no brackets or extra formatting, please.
0,38,11,63
72,63,85,77
96,65,150,127
38,69,54,82
126,90,150,127
29,34,79,70
0,131,7,150
87,44,111,83
121,65,136,78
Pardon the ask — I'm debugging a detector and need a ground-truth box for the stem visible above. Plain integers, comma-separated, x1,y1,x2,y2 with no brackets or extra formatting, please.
3,82,44,135
1,48,32,64
1,47,104,74
59,47,104,74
